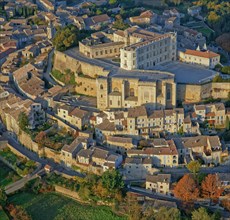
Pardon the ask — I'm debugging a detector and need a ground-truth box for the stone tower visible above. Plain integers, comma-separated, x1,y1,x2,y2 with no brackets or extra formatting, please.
96,77,109,110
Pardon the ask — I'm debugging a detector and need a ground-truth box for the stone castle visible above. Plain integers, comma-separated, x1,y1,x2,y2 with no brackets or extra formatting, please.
53,26,229,110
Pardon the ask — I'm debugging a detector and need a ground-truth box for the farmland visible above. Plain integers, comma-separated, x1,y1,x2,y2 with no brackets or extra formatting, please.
9,192,126,220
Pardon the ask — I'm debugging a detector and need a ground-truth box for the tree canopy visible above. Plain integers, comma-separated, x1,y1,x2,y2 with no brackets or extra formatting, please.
113,18,130,30
18,112,29,131
201,174,223,200
174,174,199,201
187,160,201,176
216,33,230,52
221,66,230,75
101,170,124,192
0,188,7,206
191,207,216,220
154,207,181,220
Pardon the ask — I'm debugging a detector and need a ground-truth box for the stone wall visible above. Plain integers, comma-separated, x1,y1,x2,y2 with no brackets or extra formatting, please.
177,84,202,103
53,50,110,78
75,75,97,97
53,51,81,74
54,185,84,202
80,61,110,78
43,147,61,163
208,82,230,99
18,130,39,153
177,82,230,103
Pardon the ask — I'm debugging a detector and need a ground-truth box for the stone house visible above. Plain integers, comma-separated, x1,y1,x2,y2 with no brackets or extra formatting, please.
179,49,220,69
129,10,157,25
22,45,40,59
146,174,171,194
124,157,158,179
194,103,226,128
106,135,136,155
95,119,116,143
127,140,179,167
57,105,91,130
76,146,122,171
174,136,222,165
61,136,95,167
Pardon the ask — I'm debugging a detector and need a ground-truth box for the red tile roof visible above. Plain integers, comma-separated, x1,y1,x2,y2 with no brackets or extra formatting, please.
185,49,219,59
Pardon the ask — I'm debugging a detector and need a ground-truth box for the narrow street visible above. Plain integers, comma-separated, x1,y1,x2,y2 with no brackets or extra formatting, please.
43,49,59,86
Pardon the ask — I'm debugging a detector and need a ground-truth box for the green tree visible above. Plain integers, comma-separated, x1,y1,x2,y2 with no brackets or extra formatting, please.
96,9,102,15
208,11,220,23
101,170,124,192
53,25,79,51
191,207,213,220
154,207,181,220
0,188,7,206
109,0,117,5
78,185,91,200
113,18,129,30
221,66,230,75
187,160,201,177
18,112,29,131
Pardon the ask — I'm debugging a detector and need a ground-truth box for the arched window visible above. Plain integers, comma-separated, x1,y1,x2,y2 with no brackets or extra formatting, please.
130,88,135,97
167,88,171,100
100,84,103,90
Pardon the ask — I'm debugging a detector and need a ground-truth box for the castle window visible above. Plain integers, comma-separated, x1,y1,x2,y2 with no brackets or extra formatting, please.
100,84,103,90
167,88,171,100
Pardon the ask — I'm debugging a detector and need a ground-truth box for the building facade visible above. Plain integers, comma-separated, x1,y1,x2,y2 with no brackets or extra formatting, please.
96,74,176,110
179,49,220,69
117,28,177,70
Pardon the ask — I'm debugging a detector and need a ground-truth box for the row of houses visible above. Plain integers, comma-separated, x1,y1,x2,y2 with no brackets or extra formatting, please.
60,134,223,177
0,90,46,135
94,106,200,142
60,135,123,174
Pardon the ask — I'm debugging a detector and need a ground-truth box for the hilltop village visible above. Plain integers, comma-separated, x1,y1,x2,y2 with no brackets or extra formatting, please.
0,0,230,219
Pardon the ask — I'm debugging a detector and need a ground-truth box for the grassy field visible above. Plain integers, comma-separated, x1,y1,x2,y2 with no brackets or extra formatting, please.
9,192,126,220
0,161,20,187
195,27,214,38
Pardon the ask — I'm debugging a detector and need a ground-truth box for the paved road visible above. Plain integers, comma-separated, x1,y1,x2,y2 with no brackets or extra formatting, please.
130,187,178,203
5,174,38,194
43,49,59,86
162,165,230,174
5,134,84,178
